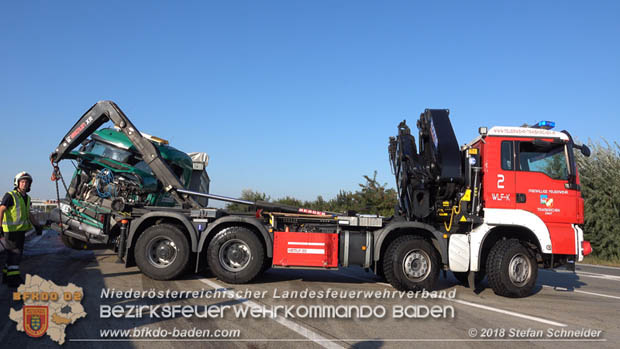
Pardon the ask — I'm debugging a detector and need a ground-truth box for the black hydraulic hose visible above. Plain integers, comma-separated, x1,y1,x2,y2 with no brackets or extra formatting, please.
176,188,254,206
176,188,340,216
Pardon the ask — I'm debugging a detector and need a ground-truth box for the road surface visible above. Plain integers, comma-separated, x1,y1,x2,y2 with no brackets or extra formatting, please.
0,230,617,348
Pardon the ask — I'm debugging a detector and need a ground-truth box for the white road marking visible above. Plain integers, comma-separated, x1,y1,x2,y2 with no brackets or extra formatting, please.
541,269,620,282
574,271,620,281
573,290,620,299
577,263,620,271
197,278,343,349
542,285,620,300
445,298,567,327
331,271,567,327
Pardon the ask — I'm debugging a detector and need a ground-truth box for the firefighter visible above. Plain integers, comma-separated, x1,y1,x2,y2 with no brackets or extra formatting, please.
0,172,43,287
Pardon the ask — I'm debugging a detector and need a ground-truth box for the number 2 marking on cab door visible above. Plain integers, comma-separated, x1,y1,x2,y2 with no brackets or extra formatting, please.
497,174,505,189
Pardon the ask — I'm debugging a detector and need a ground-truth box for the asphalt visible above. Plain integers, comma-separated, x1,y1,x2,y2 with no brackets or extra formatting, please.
0,230,618,348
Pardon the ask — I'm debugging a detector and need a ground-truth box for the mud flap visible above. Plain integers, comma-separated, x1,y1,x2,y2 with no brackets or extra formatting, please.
448,234,469,272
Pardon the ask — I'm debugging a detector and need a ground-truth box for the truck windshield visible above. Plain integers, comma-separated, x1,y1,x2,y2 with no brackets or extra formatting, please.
86,141,133,163
518,142,568,180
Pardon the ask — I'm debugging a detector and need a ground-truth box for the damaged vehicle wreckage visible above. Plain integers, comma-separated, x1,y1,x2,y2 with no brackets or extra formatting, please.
48,101,592,298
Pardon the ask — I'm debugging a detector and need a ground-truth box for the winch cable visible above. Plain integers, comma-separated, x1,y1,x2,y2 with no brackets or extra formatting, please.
51,161,66,236
50,160,81,235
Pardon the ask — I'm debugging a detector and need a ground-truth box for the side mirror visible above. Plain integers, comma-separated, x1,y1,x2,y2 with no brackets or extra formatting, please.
580,145,591,157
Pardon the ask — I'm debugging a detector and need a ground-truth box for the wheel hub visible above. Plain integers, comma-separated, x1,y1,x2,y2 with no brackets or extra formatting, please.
402,250,431,281
146,237,178,268
219,239,251,272
508,254,531,287
157,244,173,259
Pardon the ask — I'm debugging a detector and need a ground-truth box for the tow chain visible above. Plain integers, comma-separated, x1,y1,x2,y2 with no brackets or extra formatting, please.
50,160,79,236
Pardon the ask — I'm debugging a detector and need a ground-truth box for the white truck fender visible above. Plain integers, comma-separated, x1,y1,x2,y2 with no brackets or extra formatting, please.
468,208,553,271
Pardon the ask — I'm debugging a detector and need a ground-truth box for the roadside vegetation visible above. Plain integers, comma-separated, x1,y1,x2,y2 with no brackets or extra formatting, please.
226,171,397,217
581,255,620,268
577,140,620,264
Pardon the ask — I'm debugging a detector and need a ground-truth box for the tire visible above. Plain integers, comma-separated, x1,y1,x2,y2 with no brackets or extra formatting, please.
207,226,265,284
486,239,538,298
61,234,88,250
375,260,386,281
452,271,485,288
383,236,439,291
134,224,190,280
261,257,272,273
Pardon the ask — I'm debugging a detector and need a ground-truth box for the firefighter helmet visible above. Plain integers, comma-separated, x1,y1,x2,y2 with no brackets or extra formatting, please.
14,171,33,192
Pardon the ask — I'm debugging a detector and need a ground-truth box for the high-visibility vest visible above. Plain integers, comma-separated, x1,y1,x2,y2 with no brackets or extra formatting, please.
2,190,32,232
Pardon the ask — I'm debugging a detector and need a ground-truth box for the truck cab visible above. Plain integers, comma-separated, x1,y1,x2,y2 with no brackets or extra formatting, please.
390,112,592,297
473,124,588,260
55,125,211,246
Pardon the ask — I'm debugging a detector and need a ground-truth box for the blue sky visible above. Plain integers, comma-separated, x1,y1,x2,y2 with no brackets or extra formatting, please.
1,1,618,204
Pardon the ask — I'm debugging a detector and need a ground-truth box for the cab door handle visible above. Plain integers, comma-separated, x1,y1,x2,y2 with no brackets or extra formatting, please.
516,193,526,203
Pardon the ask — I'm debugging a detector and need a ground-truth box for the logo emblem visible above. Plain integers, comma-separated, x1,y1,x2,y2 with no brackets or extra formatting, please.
540,195,554,207
23,306,48,338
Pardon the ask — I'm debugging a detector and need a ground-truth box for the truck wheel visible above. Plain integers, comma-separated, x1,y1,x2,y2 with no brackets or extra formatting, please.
207,226,265,284
383,236,439,291
261,257,272,273
486,239,538,298
452,271,485,288
134,224,190,280
375,261,386,281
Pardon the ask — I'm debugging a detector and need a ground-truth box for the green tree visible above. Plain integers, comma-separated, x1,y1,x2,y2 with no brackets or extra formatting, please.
225,189,270,212
331,190,356,213
354,171,397,217
576,141,620,260
225,171,397,217
274,196,303,208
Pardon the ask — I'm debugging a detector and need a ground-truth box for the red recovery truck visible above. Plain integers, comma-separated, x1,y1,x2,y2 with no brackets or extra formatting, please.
49,102,592,298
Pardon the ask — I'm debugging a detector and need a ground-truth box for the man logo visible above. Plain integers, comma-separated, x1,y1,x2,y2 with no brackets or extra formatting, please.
23,306,48,338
